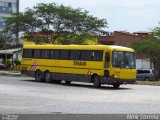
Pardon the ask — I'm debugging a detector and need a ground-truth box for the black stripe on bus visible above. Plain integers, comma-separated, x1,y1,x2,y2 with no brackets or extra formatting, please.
22,64,103,71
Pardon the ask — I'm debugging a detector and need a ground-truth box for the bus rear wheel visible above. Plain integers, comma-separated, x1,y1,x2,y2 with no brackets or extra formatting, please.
35,70,43,82
44,71,52,83
93,75,101,88
65,81,71,84
53,80,61,84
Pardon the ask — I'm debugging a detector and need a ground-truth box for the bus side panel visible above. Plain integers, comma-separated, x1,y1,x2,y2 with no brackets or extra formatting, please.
21,58,105,82
53,60,104,75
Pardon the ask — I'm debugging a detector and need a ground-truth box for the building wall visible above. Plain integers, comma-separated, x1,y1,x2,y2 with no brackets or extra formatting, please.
136,59,153,69
0,0,19,30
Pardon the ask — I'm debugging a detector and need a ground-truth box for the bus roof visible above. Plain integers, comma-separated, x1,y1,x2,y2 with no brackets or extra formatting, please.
23,45,135,52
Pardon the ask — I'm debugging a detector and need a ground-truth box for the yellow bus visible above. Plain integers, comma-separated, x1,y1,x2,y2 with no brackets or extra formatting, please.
21,45,136,88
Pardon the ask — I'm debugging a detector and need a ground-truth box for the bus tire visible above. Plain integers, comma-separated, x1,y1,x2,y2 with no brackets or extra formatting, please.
113,84,120,88
93,75,101,88
65,81,71,84
53,80,61,84
35,70,43,82
44,71,52,83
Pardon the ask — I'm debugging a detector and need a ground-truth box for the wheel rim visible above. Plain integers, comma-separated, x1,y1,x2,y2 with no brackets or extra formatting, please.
35,71,42,81
93,76,101,88
45,72,51,82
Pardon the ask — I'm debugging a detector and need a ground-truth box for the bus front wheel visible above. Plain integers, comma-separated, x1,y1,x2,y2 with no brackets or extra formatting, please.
44,71,52,83
35,70,43,82
113,84,120,88
93,75,101,88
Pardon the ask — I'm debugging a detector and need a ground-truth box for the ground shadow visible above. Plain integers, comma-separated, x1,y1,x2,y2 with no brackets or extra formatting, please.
21,79,133,90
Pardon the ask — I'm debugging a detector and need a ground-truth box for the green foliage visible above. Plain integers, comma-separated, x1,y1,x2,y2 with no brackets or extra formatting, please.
131,31,160,62
13,59,21,65
131,25,160,77
0,32,15,50
3,59,11,66
55,34,97,45
4,2,107,45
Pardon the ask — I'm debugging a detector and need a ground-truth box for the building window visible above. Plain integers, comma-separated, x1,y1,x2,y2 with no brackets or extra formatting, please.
0,2,4,6
12,3,17,13
0,6,12,13
8,3,11,7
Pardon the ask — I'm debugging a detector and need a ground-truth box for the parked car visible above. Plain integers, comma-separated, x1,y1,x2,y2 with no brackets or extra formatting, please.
136,69,156,81
0,64,6,69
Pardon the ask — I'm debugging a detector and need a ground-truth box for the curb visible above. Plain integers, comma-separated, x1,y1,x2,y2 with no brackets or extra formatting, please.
0,71,21,76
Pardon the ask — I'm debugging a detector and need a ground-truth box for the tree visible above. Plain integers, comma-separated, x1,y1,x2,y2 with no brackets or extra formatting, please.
0,32,15,50
4,2,107,44
4,8,43,44
131,26,160,79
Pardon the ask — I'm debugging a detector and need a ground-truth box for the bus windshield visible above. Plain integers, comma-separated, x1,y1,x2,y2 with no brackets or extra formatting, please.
112,51,135,69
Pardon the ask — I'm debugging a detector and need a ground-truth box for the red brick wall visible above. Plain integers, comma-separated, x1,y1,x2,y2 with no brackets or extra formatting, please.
99,31,145,47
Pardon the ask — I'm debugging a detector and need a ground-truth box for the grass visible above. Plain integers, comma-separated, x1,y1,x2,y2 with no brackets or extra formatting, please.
136,80,160,86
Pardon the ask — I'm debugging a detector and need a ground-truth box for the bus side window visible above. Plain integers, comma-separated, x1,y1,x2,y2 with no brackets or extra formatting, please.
41,50,50,59
50,50,60,59
33,49,41,58
80,50,92,61
70,50,80,60
92,50,103,61
105,52,110,68
60,50,69,60
23,49,33,58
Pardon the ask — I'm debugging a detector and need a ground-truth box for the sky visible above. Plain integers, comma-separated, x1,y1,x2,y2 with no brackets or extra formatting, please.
20,0,160,32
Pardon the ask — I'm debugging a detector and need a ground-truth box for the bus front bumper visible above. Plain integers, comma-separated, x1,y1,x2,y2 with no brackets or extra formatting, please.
100,77,136,85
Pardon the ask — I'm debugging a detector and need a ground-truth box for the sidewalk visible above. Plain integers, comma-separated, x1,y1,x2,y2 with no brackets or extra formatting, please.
0,70,21,76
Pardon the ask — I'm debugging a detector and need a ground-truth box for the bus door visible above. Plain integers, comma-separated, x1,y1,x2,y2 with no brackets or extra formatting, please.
104,52,111,77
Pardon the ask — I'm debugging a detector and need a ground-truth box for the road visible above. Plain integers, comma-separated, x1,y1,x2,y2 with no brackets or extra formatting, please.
0,75,160,114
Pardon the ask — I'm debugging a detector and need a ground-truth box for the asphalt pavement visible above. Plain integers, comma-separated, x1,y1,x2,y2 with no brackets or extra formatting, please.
0,75,160,114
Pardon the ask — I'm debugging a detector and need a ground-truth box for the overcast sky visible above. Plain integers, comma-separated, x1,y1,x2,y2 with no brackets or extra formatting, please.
20,0,160,32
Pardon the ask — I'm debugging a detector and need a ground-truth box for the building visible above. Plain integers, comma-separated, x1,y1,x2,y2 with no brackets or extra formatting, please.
0,48,21,64
0,0,19,31
99,31,150,47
